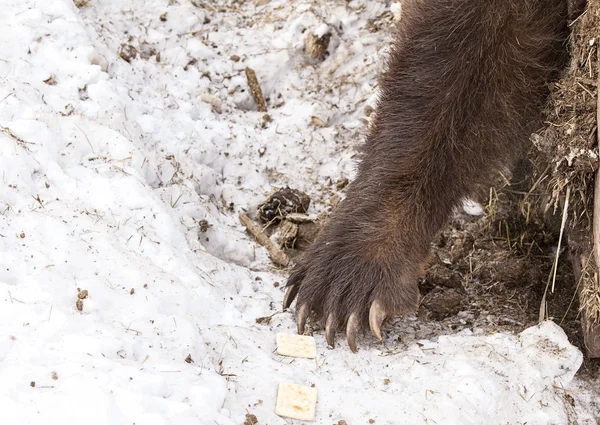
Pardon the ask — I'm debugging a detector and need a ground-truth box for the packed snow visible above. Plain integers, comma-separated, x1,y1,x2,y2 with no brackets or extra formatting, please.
1,0,598,424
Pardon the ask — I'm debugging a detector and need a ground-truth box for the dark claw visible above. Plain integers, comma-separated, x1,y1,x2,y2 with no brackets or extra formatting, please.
325,314,336,347
346,313,360,353
369,300,386,341
297,304,309,334
283,285,299,310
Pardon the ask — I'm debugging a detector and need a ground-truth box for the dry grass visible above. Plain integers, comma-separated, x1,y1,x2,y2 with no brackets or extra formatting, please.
532,1,600,334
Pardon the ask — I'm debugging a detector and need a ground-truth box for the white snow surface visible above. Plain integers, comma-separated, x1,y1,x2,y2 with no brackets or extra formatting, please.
0,0,598,424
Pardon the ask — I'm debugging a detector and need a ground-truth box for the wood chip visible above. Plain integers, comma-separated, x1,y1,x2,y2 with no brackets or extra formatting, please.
275,382,317,421
304,32,331,60
245,67,267,112
276,333,317,359
310,116,326,128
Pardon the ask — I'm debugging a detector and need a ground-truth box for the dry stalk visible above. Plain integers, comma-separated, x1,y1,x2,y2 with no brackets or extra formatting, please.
539,185,570,322
594,44,600,285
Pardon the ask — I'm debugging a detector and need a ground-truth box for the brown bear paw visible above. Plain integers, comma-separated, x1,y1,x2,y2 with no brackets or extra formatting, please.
283,237,421,352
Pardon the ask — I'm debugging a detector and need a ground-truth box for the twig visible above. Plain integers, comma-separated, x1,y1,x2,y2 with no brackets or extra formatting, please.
594,44,600,278
239,212,289,267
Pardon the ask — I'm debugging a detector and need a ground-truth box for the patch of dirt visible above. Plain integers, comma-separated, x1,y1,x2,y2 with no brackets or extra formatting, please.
419,183,580,341
257,187,311,225
420,288,464,321
244,413,258,425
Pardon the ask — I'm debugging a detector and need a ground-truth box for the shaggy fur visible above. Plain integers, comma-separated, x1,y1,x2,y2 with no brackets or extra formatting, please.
285,0,569,345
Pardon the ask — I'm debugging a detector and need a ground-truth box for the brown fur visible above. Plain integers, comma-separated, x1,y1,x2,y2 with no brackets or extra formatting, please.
285,0,569,342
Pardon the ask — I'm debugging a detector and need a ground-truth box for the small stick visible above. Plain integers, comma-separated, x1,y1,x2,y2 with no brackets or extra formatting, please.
245,67,267,112
239,212,290,267
594,45,600,276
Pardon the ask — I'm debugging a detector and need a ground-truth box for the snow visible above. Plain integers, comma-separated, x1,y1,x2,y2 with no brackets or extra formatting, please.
462,199,484,216
0,0,598,424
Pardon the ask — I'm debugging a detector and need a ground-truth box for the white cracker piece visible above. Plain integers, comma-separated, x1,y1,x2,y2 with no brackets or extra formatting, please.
275,382,318,421
276,333,317,359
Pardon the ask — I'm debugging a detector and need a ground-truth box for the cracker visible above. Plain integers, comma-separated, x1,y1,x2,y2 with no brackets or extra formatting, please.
276,333,317,359
275,382,317,421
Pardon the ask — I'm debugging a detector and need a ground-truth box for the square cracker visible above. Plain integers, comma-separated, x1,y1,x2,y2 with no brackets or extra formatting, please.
275,382,318,421
276,333,317,359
